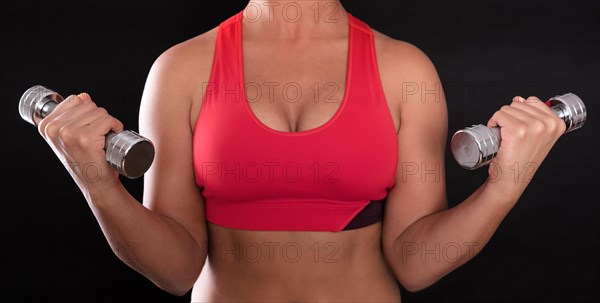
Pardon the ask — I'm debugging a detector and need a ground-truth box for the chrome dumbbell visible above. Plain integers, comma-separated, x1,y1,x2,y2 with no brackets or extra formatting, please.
19,85,154,179
451,93,586,170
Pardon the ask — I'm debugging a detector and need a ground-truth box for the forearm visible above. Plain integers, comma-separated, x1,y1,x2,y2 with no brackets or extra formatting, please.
83,181,206,294
389,180,519,291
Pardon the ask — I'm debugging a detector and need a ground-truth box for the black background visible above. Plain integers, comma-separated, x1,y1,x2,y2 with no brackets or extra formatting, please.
2,0,599,302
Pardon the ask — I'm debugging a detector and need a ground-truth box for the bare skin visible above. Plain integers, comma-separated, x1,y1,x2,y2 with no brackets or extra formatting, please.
36,0,567,302
192,7,402,300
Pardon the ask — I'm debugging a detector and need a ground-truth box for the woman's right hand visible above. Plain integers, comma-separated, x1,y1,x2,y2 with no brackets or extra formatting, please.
37,93,125,193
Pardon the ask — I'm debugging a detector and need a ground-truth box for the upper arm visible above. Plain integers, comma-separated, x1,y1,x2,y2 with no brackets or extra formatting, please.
138,31,216,247
378,39,449,252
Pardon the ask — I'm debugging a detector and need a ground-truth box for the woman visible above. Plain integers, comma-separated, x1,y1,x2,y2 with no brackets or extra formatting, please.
37,1,566,301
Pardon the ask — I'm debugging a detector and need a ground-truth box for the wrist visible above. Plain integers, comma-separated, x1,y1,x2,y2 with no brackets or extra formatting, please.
481,178,523,206
80,172,124,207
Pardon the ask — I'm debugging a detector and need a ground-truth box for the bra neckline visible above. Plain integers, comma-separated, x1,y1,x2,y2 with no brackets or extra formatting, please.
236,11,355,137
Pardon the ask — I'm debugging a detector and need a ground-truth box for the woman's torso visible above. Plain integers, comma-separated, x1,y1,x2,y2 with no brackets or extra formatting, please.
184,11,404,302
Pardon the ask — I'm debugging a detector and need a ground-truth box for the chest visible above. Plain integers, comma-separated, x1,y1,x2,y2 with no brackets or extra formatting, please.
242,39,348,133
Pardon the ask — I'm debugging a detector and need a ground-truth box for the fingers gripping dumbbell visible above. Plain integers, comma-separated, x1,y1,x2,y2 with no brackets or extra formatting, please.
451,93,586,170
19,85,155,179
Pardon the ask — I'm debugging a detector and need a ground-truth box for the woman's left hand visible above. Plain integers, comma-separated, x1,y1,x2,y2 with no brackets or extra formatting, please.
485,96,567,201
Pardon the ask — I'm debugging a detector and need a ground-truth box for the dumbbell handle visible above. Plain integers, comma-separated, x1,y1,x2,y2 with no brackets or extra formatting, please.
451,93,586,170
19,85,154,179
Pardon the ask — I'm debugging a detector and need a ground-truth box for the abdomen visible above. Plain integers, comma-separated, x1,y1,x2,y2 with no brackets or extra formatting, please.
191,222,401,302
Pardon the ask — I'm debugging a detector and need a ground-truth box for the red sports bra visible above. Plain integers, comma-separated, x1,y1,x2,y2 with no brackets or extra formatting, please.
192,11,398,232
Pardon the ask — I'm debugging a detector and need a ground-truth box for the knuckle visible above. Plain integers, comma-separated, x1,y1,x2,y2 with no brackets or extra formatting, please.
44,120,60,138
78,92,91,101
511,101,526,109
544,116,558,131
58,125,75,143
66,95,84,105
78,99,96,110
81,100,96,110
115,119,124,130
96,107,109,116
500,105,511,112
552,115,563,124
514,125,527,139
490,111,501,122
87,100,99,108
529,120,545,133
77,135,89,147
550,117,567,134
64,94,76,101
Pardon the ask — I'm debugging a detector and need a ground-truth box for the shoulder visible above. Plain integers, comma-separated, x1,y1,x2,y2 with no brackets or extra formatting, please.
371,29,441,83
156,27,218,68
146,27,219,101
370,29,446,115
140,26,219,133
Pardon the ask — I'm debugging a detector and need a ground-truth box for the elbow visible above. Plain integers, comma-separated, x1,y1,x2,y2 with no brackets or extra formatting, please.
161,283,193,297
155,275,196,297
396,273,435,293
389,260,441,293
154,251,207,296
151,263,204,297
383,246,437,293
